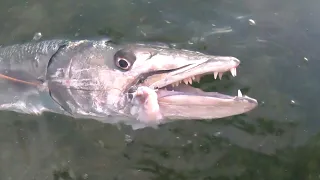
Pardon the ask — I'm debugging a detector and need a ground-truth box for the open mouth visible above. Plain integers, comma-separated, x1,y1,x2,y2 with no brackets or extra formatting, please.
129,54,258,120
135,56,257,105
145,62,258,120
149,60,256,103
155,66,246,99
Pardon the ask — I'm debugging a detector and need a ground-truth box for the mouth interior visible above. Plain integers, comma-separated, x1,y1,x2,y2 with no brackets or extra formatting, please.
156,67,241,99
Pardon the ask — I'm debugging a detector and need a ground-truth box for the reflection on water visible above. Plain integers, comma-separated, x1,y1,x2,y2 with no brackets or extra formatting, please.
1,0,320,179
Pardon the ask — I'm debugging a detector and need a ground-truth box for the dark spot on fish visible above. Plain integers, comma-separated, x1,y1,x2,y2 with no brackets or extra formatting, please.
138,78,144,84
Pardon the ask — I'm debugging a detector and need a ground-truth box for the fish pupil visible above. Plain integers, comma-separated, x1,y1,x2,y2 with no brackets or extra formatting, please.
119,59,129,68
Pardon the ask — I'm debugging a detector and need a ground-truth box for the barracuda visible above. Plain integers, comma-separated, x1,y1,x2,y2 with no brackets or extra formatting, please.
0,38,258,129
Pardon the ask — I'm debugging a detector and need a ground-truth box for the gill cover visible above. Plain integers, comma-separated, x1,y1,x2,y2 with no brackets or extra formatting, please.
46,40,112,115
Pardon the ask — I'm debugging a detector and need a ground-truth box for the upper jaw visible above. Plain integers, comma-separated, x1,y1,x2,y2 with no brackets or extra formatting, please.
149,56,240,89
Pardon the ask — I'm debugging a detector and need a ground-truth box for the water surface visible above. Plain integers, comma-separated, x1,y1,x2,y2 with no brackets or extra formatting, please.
0,0,320,179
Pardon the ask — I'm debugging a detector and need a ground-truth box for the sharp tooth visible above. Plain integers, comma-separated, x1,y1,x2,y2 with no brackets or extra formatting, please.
238,89,242,97
218,72,223,80
230,68,237,77
188,77,193,84
192,76,195,80
214,72,218,79
172,82,179,87
183,78,189,84
195,75,201,83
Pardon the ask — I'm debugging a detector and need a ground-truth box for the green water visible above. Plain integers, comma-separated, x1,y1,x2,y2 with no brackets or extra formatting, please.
1,0,320,179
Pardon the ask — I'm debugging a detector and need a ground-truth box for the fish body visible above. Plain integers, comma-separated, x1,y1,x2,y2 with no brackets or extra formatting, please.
0,39,257,129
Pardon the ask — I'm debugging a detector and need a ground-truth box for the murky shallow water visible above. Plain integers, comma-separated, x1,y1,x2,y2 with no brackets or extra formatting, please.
0,0,320,179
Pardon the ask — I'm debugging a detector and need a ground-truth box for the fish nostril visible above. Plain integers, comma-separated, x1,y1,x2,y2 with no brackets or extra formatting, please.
128,93,134,99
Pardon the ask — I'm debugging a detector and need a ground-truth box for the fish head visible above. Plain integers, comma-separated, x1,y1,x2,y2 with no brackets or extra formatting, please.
105,41,258,124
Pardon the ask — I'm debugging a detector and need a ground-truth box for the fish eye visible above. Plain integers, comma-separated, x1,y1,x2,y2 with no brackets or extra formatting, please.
114,49,136,71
